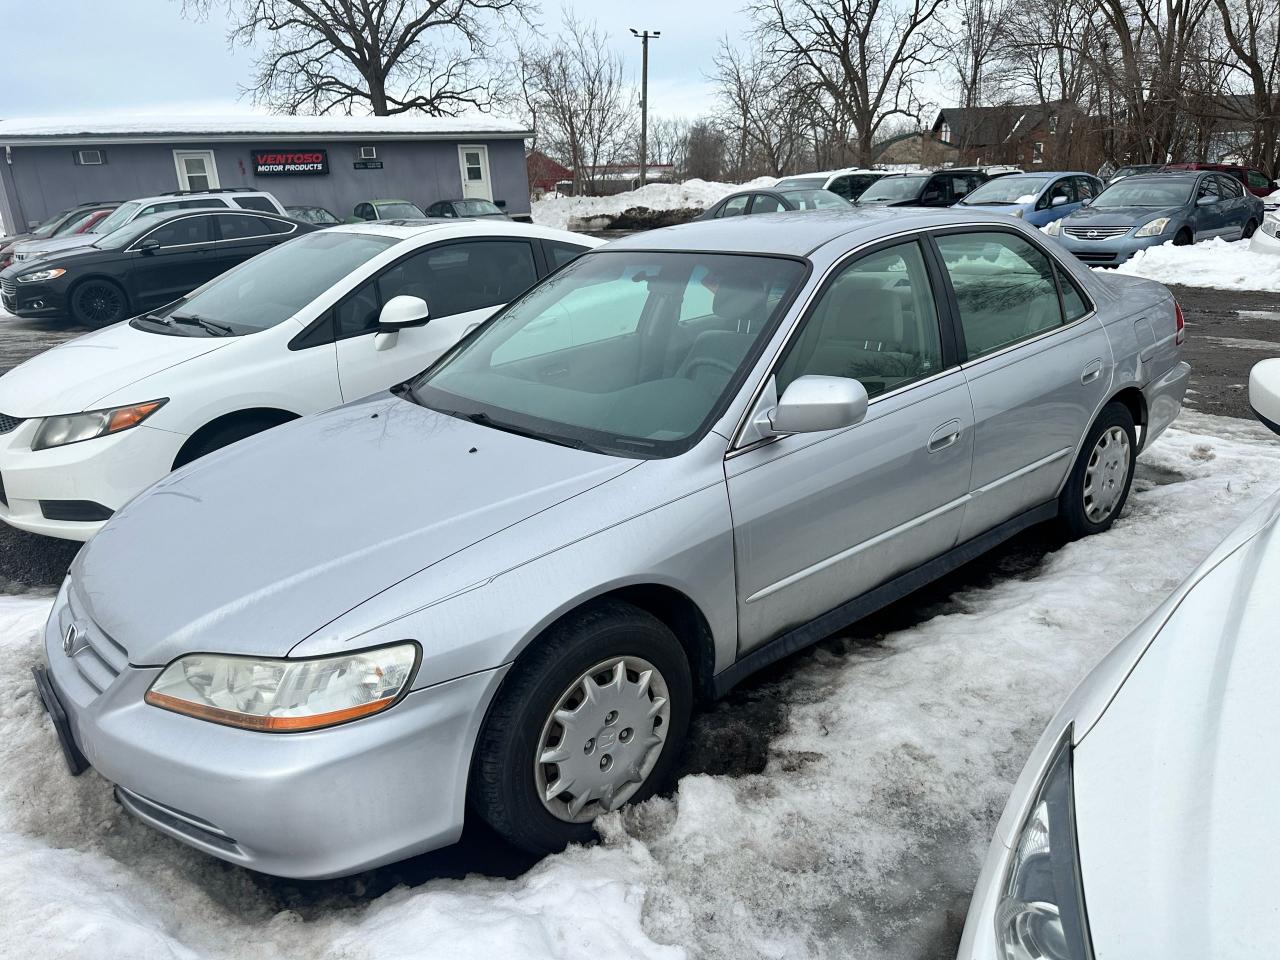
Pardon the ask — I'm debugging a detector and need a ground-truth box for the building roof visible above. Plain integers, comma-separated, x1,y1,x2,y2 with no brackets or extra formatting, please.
932,104,1061,147
0,113,533,145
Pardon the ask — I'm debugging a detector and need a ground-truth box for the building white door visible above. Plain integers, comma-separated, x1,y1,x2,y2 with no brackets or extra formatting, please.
173,150,220,191
457,145,492,200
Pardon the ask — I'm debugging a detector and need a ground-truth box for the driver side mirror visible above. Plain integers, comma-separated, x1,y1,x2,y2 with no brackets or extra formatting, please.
764,375,869,435
1250,359,1280,435
138,238,160,254
1197,195,1219,206
1050,195,1070,207
374,295,429,351
1080,198,1092,207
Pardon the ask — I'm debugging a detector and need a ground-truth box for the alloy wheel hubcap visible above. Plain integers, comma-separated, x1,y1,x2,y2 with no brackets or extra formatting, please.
535,656,671,823
82,286,120,323
1083,426,1131,523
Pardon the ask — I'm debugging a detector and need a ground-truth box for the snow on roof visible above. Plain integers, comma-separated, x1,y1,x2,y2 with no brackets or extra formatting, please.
0,113,532,143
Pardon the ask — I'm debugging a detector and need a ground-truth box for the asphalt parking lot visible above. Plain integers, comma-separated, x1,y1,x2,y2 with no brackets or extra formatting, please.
1,281,1274,593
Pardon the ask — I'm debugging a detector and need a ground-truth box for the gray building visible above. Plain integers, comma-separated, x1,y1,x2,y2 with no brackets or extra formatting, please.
0,114,534,232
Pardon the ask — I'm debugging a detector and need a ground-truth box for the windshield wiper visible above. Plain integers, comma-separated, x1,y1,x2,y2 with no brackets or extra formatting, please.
169,312,234,336
463,411,598,452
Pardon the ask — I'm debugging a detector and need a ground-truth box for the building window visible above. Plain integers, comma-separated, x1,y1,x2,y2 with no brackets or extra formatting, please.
1032,142,1045,164
940,122,952,144
1048,114,1059,134
172,150,220,192
74,149,105,166
359,145,378,159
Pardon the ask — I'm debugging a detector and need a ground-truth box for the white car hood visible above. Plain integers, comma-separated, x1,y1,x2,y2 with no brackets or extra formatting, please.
0,323,230,416
1072,508,1280,957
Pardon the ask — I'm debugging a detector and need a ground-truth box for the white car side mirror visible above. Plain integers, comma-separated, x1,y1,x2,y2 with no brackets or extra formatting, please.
766,375,869,435
1050,195,1070,207
1249,358,1280,435
374,295,429,351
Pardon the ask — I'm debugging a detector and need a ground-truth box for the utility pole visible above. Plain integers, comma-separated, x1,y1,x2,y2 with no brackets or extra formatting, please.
630,28,660,186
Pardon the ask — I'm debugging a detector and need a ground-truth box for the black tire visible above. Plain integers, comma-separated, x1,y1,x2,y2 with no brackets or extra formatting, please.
69,279,129,328
1173,228,1193,246
470,600,692,855
1057,401,1138,540
173,417,285,468
1243,218,1260,239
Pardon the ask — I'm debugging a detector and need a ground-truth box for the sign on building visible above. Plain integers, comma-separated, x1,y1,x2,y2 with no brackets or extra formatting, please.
251,148,329,176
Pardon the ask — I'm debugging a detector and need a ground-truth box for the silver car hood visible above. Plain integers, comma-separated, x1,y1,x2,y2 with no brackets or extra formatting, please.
72,395,636,665
1072,507,1280,956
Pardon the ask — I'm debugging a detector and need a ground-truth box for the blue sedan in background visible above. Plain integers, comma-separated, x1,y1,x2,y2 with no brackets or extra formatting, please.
1046,172,1265,266
954,171,1104,226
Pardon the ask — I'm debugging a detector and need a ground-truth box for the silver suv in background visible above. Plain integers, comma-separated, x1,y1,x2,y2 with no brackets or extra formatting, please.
36,209,1188,879
12,188,286,263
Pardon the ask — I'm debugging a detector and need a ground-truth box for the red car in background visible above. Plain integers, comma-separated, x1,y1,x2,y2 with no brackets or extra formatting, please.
1162,162,1276,197
0,201,120,270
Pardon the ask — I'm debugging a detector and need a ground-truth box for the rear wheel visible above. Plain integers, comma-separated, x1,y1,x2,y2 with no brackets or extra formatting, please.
470,600,692,854
69,279,128,328
1243,218,1260,239
1057,402,1137,540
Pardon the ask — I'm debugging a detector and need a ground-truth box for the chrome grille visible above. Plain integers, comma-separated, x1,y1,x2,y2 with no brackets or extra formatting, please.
0,413,23,434
1063,225,1131,240
66,621,128,695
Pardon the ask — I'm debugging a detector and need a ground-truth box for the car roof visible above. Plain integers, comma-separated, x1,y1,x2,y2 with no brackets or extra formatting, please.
1120,172,1200,182
603,206,1039,257
126,190,276,204
331,218,601,246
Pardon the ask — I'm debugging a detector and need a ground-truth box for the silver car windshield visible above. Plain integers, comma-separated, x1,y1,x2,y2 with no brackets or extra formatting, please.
779,189,851,210
859,176,927,201
92,200,142,235
1093,180,1193,208
959,175,1052,204
413,251,808,457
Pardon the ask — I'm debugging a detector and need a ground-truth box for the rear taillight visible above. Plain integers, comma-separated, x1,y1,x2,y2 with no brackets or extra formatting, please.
1174,301,1186,345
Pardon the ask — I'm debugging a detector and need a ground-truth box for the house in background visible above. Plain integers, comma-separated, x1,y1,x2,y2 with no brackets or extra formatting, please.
931,103,1091,169
873,130,959,167
0,114,534,232
526,149,572,199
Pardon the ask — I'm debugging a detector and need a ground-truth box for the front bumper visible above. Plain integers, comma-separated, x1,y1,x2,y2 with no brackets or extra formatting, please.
0,419,185,540
1051,230,1173,266
41,586,507,878
0,278,67,318
1249,224,1280,255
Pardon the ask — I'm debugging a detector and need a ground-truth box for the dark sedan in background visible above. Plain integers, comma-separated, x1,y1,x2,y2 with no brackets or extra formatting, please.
856,169,988,208
1,209,313,327
698,187,851,219
1046,171,1264,265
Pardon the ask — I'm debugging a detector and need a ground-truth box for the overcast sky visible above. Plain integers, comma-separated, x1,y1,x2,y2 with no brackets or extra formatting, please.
2,0,735,121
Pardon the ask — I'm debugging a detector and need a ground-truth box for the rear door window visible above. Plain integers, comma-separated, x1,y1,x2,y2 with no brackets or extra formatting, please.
719,195,749,218
936,231,1065,359
1248,170,1271,190
233,196,279,213
545,240,591,270
213,214,280,241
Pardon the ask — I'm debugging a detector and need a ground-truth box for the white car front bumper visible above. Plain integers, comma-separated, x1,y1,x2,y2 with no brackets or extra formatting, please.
1249,220,1280,255
0,419,185,540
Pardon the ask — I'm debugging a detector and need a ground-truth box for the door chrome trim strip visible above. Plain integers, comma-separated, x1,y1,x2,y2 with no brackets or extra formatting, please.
970,446,1072,497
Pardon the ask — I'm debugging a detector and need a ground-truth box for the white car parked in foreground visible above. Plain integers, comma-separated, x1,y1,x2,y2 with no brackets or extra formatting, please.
959,357,1280,960
0,219,599,540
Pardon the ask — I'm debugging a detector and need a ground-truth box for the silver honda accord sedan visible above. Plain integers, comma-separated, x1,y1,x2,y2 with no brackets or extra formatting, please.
35,208,1189,878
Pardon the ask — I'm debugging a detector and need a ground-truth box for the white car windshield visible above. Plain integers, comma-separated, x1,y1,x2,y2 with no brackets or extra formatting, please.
413,250,807,457
131,231,399,337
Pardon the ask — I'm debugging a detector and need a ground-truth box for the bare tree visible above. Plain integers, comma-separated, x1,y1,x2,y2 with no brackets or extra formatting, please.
1212,0,1280,170
647,116,692,168
750,0,947,165
711,39,810,177
518,14,637,194
685,119,727,180
944,0,1013,124
183,0,532,115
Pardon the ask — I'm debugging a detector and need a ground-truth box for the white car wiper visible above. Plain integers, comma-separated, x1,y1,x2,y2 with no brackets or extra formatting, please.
169,313,234,336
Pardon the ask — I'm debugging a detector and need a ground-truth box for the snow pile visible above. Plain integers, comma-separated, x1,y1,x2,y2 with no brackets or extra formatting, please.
3,412,1280,958
0,114,530,139
1106,237,1280,292
531,178,778,231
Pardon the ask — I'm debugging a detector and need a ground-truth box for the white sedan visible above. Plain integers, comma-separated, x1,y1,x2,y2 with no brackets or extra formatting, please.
959,357,1280,960
0,219,599,540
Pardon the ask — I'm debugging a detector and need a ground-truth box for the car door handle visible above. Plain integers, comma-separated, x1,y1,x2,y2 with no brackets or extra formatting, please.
1081,359,1104,384
927,420,962,453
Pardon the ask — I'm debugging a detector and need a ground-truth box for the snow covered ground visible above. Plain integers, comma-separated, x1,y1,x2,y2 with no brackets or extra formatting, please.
1106,236,1280,292
5,411,1280,959
531,178,777,231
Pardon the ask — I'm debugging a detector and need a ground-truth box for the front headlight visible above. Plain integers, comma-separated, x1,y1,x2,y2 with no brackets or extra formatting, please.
1012,207,1026,219
1134,217,1171,238
17,267,65,282
32,400,167,451
1044,220,1062,236
145,643,420,732
995,729,1093,960
1262,217,1279,238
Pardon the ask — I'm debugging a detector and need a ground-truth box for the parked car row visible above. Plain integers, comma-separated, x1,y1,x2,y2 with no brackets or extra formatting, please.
350,197,520,223
1106,160,1277,197
18,201,1199,891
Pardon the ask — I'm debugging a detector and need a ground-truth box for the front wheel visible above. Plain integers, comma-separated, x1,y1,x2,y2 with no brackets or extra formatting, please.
1173,228,1194,246
69,279,129,328
469,600,692,854
1057,402,1137,540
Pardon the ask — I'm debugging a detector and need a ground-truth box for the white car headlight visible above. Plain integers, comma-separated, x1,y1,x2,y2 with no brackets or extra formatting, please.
1044,220,1062,236
1134,218,1171,238
995,729,1092,960
1262,217,1279,239
145,643,420,732
32,400,167,451
17,267,65,282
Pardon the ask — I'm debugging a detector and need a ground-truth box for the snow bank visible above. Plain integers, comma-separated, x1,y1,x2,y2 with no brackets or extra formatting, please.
1104,236,1280,292
4,412,1280,958
531,178,778,231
